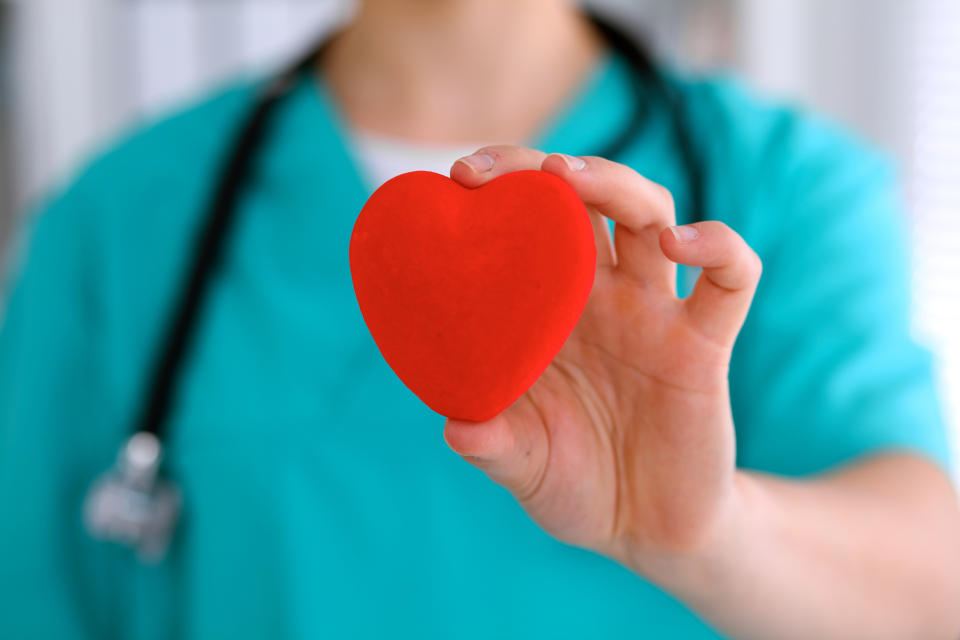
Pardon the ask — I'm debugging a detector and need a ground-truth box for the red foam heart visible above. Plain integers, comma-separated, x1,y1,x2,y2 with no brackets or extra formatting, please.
349,170,596,422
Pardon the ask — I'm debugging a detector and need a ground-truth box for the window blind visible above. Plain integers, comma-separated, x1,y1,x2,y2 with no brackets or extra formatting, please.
911,0,960,472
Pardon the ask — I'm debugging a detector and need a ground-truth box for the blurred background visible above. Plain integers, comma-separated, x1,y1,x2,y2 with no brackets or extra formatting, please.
1,0,958,478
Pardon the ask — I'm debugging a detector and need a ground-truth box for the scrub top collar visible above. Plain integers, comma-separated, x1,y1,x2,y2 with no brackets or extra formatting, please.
292,48,639,198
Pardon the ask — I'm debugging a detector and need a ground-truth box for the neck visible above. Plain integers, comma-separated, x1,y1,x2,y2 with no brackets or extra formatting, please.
320,0,605,144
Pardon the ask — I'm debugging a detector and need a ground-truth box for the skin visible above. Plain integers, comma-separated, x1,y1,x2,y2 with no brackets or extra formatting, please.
324,1,960,637
321,0,604,143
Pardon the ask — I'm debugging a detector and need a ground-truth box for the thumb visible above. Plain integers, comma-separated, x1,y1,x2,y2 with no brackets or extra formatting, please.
443,400,549,501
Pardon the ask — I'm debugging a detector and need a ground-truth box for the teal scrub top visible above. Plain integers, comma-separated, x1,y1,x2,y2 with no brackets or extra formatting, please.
0,51,951,639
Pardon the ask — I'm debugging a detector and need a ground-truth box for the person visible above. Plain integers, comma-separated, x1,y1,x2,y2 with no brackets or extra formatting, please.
1,1,959,638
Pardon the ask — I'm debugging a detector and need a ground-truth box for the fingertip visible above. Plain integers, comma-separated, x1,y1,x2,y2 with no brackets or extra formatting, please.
443,415,513,461
450,147,499,184
539,153,565,177
449,158,477,186
658,226,675,248
541,153,589,176
658,226,685,263
669,224,701,244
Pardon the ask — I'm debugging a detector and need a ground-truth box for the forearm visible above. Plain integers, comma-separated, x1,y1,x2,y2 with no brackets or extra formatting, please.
620,454,960,640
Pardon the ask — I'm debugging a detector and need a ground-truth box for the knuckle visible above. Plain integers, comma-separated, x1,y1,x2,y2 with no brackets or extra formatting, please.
582,155,628,182
483,144,536,155
708,221,761,283
704,219,731,234
474,145,507,159
610,163,675,216
579,155,610,168
653,183,675,213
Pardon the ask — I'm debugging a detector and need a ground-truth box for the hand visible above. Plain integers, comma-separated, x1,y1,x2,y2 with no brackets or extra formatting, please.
444,146,762,568
443,147,960,639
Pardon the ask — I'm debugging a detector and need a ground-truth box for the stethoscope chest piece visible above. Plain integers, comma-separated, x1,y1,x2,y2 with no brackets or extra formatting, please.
83,431,180,562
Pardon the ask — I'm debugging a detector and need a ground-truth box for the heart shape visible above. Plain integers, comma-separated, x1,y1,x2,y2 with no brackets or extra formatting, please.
350,170,596,422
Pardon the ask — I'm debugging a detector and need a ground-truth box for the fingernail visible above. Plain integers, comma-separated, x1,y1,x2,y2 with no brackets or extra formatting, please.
560,154,587,171
669,225,699,243
456,152,495,173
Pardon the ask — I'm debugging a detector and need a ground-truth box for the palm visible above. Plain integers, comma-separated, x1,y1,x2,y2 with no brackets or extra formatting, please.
497,266,736,554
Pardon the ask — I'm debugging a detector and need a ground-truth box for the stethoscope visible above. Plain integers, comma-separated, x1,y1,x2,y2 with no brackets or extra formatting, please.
83,11,706,561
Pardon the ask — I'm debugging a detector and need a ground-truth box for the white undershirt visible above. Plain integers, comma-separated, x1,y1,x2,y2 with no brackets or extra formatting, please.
347,128,495,190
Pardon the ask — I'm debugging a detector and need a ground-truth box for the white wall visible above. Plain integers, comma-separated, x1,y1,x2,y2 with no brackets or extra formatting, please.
6,0,353,213
910,0,960,478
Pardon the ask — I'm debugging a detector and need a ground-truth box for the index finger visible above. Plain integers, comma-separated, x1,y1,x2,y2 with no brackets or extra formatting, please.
541,153,677,291
540,153,675,236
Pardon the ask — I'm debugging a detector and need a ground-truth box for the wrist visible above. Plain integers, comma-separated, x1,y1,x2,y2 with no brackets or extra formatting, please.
609,471,763,598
